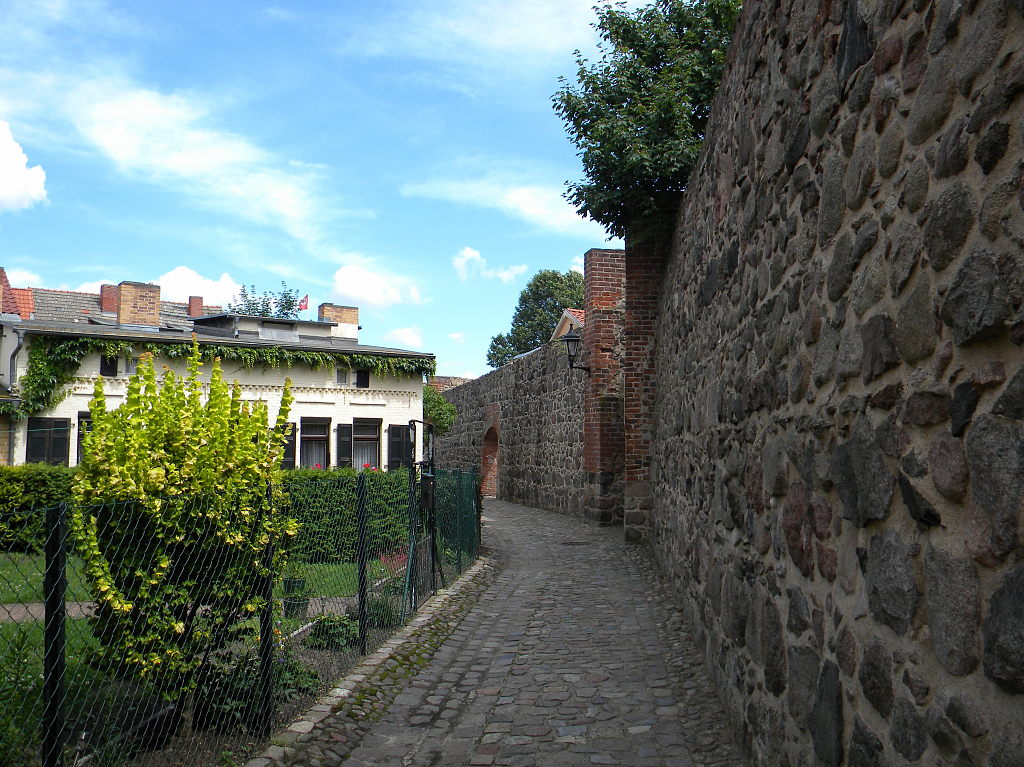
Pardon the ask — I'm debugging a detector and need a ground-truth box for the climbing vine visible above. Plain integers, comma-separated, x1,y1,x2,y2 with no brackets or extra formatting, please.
0,334,436,419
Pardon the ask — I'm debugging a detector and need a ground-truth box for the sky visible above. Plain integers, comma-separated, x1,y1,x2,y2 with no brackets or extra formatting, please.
0,0,626,378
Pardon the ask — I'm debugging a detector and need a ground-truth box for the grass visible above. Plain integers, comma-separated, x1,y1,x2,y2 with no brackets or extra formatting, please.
0,553,91,603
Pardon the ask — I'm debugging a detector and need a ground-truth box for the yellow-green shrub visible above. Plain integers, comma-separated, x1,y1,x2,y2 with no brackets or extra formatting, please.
71,341,295,700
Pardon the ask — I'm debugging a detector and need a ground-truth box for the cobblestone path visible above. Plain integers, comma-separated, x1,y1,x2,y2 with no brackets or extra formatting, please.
267,499,747,767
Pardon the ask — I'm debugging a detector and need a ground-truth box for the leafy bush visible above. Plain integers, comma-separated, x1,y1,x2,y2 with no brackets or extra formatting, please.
71,342,295,704
367,594,402,629
193,645,318,733
0,464,75,551
303,614,359,650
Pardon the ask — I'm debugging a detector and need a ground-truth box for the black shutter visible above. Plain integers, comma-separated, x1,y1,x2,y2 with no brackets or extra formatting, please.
387,425,402,470
388,425,414,470
51,422,70,465
281,424,296,469
26,419,47,463
355,369,370,388
337,424,353,467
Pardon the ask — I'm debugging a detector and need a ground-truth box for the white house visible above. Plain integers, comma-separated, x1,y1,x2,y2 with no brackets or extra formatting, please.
0,269,434,469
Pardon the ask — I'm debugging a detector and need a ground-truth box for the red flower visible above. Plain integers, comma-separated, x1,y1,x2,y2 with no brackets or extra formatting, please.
363,463,371,468
315,463,323,469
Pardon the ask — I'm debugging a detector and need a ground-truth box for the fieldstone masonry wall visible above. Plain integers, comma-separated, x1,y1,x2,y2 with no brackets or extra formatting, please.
650,1,1024,765
433,343,585,518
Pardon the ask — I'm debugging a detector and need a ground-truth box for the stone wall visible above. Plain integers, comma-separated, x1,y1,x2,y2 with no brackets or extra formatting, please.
649,1,1024,765
434,343,585,518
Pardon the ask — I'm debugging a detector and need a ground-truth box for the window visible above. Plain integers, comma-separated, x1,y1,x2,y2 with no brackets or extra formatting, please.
299,418,330,468
281,422,296,469
387,424,414,470
352,418,380,469
125,358,138,376
26,418,70,466
336,368,349,386
99,356,118,377
77,412,93,464
355,369,370,389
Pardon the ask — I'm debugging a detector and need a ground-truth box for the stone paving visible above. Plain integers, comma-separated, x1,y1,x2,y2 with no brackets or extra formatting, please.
251,499,747,767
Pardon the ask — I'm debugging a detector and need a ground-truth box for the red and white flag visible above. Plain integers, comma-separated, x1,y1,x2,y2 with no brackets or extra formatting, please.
298,294,309,311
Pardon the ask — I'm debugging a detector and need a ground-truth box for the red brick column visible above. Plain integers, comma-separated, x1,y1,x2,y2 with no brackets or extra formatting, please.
623,237,669,542
582,248,626,524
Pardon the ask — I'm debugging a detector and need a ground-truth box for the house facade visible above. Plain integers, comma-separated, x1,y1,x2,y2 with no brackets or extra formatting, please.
0,270,434,470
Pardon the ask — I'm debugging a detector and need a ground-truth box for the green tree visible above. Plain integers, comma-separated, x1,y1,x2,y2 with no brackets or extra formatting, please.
71,341,295,703
554,0,742,240
228,281,303,318
486,269,583,368
423,385,457,437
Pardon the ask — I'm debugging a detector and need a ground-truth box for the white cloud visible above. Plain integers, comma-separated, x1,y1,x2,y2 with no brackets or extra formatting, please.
0,121,47,211
154,265,241,305
384,326,424,350
5,268,43,287
405,176,608,240
332,264,422,309
570,254,584,274
448,332,464,343
451,246,526,283
70,82,328,249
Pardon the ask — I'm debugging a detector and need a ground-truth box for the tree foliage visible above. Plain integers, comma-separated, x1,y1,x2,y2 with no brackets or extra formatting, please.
71,341,295,701
486,270,584,368
228,281,302,318
423,385,457,437
554,0,742,240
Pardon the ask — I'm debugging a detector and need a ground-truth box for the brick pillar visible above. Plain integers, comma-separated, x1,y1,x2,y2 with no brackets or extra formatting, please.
582,248,626,525
117,281,161,327
623,236,670,543
100,284,118,313
187,295,204,317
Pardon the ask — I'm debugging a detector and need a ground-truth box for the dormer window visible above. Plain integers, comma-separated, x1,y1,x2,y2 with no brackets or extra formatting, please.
258,321,299,343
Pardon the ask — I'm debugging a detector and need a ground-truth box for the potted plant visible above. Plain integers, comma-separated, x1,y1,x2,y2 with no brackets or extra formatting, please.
282,559,306,596
282,560,309,619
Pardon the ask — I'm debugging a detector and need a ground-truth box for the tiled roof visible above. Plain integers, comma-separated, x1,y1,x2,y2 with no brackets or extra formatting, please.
565,308,585,324
12,289,33,320
0,270,18,315
428,375,474,392
27,289,222,326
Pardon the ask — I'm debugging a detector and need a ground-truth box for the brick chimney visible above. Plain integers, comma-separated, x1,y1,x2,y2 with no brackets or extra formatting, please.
117,281,161,328
318,303,358,339
100,284,119,313
187,295,204,317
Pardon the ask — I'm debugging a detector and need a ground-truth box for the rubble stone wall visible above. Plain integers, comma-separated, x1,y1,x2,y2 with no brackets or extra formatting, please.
650,0,1024,765
434,343,585,518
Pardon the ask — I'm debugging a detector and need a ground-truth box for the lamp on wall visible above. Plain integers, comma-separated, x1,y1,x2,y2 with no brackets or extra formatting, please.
560,327,590,375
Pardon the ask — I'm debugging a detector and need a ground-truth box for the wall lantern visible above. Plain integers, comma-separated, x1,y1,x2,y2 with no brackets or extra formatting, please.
560,327,590,375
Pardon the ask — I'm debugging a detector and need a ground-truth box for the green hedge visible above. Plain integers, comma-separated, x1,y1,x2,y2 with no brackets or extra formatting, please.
0,464,76,552
279,469,414,564
0,465,414,559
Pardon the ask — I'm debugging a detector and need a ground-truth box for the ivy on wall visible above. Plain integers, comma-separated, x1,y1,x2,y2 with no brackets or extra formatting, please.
0,334,436,419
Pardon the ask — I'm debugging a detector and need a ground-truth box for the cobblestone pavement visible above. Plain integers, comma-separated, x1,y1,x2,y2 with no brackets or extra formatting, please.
258,499,748,767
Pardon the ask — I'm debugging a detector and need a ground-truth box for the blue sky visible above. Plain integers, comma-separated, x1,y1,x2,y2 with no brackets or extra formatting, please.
0,0,624,377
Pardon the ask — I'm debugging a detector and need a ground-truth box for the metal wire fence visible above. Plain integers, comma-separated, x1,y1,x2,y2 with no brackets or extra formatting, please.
0,465,480,767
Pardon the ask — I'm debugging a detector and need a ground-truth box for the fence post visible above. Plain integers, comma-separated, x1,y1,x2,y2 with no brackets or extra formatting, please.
356,472,369,654
401,460,417,622
258,486,276,736
43,503,68,767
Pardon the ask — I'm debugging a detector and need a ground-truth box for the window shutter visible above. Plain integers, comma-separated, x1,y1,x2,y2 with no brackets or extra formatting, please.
337,424,353,467
387,425,403,470
50,422,70,466
26,419,46,463
355,369,370,388
281,424,296,469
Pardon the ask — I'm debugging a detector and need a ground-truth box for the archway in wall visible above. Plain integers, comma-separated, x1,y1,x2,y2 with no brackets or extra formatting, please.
481,426,499,497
